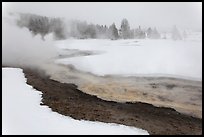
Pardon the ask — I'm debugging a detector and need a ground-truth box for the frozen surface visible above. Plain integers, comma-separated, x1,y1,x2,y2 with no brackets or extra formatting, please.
2,68,149,135
56,36,202,81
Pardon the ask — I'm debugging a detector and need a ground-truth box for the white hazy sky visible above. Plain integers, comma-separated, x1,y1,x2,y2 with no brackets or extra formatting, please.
2,2,202,31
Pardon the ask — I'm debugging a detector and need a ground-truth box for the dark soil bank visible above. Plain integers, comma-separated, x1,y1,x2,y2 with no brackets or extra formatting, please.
23,68,202,135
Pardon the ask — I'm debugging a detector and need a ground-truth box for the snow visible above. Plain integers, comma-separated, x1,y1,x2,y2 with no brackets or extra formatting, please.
2,67,149,135
55,35,202,81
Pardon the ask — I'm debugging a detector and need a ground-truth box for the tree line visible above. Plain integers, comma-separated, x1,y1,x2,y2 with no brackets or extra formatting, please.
16,13,184,40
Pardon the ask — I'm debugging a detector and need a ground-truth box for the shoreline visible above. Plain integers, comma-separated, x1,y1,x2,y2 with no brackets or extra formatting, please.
22,67,202,135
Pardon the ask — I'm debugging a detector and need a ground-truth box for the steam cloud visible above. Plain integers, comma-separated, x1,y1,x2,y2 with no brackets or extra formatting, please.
2,12,58,71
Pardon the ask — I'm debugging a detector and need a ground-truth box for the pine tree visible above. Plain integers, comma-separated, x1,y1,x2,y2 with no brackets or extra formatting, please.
183,30,187,39
171,25,182,40
146,27,160,39
152,27,161,39
109,23,119,40
120,18,131,39
134,26,146,39
146,27,153,38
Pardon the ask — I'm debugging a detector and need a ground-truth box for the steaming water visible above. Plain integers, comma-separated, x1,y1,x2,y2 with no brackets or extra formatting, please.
42,49,202,119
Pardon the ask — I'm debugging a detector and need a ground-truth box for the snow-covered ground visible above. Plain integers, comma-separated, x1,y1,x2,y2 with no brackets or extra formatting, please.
55,35,202,81
2,67,149,135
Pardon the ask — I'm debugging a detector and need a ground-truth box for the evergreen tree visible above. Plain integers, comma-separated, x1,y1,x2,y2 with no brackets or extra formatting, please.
146,27,153,38
152,27,161,39
183,30,187,39
120,18,131,39
146,27,160,39
109,23,119,40
134,26,146,39
171,25,182,40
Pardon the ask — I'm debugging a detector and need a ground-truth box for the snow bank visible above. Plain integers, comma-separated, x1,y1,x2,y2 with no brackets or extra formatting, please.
56,36,202,81
2,68,149,135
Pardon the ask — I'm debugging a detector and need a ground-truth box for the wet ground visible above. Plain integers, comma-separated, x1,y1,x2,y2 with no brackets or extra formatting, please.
23,68,202,135
46,48,202,119
45,62,202,119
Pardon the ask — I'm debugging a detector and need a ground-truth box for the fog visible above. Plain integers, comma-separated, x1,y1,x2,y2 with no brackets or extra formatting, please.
3,2,202,31
2,2,202,71
2,12,58,70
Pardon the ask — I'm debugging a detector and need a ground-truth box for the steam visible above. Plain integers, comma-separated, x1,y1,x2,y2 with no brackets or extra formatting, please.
2,12,58,70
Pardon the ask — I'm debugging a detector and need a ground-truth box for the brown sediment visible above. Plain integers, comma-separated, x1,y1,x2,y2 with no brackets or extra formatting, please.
78,82,202,119
23,68,202,135
48,64,202,119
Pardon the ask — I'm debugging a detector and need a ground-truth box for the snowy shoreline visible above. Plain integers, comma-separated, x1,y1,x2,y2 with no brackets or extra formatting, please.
2,67,149,135
6,67,203,135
